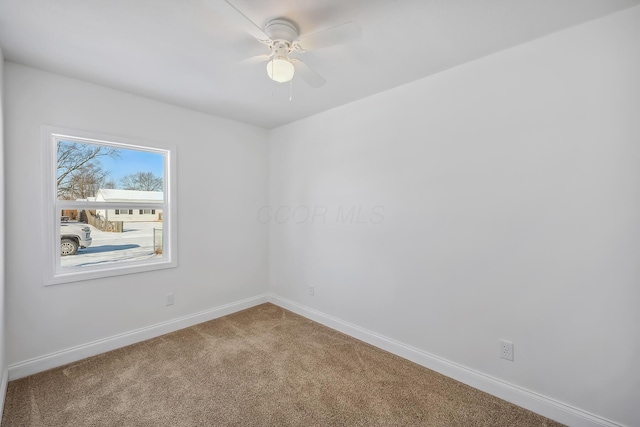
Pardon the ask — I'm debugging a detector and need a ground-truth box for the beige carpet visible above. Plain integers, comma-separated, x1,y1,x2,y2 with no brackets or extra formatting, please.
2,303,564,426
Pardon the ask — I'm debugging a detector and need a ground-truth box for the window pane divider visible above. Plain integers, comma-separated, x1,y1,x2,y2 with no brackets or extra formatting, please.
56,201,165,210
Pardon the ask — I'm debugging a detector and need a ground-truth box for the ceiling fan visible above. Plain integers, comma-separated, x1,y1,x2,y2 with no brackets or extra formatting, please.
208,0,361,87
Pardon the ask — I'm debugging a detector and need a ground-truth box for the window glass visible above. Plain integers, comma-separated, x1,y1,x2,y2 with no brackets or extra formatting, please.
59,209,165,268
57,141,165,201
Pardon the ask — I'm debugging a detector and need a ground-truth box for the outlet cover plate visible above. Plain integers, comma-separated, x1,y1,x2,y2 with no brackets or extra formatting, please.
500,339,514,361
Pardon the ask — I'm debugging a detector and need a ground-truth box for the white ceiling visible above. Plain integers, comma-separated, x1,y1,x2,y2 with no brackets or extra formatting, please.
1,0,639,129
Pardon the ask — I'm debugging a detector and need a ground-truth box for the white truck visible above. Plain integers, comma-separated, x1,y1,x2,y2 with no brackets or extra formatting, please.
60,222,92,255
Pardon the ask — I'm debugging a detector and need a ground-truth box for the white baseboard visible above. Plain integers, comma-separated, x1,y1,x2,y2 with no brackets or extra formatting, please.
7,294,269,381
268,294,623,427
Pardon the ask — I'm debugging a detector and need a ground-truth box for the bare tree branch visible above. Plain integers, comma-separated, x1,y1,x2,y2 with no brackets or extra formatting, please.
120,172,163,191
57,141,120,199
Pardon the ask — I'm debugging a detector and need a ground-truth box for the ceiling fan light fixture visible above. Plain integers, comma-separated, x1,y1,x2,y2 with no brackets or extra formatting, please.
267,57,295,83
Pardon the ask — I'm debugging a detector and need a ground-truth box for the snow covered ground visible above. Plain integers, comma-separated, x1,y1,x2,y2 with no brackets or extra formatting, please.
61,222,163,269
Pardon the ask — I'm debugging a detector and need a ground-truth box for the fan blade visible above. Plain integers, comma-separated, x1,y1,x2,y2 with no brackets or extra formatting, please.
205,0,270,42
295,22,361,52
292,59,326,88
237,54,272,66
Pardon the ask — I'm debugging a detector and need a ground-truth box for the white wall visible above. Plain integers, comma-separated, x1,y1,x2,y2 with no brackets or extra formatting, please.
269,7,640,427
4,64,268,367
0,47,7,406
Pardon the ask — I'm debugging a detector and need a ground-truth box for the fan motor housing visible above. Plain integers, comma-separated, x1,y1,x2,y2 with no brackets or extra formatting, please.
265,18,298,43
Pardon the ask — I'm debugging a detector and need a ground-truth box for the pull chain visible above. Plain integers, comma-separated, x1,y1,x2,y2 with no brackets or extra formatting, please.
289,79,293,102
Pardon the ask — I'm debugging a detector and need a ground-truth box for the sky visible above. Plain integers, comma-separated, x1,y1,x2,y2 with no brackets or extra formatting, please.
98,146,164,185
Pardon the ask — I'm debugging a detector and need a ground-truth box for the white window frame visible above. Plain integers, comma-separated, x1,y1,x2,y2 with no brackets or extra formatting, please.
42,125,177,285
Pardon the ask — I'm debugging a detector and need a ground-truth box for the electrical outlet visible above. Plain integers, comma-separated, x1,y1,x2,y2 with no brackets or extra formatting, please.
308,285,314,296
499,339,514,361
166,292,174,306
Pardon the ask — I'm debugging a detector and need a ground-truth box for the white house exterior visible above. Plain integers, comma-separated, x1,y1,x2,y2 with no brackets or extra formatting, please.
94,189,163,222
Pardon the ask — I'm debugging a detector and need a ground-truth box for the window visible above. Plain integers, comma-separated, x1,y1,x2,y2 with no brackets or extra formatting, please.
43,126,177,285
